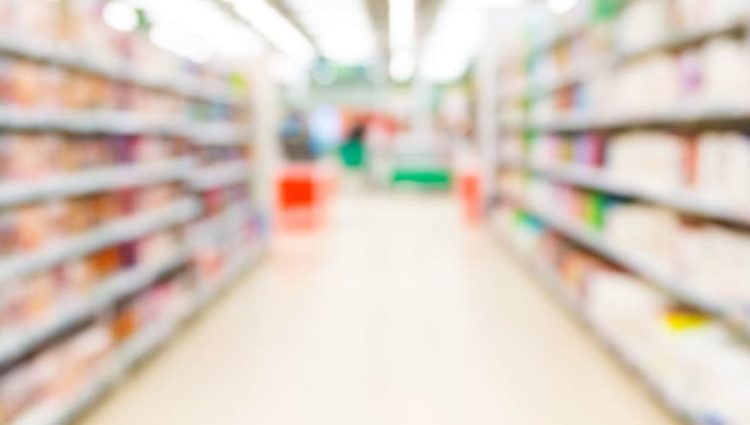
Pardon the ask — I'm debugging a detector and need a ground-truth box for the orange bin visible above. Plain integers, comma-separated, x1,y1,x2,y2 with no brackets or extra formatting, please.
276,164,335,230
457,171,482,224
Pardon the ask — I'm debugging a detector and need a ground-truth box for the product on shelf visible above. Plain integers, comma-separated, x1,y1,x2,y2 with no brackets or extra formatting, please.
494,205,750,424
516,128,750,211
492,2,750,421
0,1,261,424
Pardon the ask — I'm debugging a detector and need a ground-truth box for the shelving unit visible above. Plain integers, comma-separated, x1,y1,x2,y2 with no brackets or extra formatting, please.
0,157,191,210
500,160,750,227
514,14,749,102
11,247,264,425
500,193,740,321
492,227,702,424
0,34,238,105
487,0,750,423
502,106,750,133
0,248,190,374
190,161,250,191
0,2,267,424
0,198,198,284
0,108,249,139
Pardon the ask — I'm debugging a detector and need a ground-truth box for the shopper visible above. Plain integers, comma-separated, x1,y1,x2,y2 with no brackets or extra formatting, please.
339,122,367,169
280,112,314,162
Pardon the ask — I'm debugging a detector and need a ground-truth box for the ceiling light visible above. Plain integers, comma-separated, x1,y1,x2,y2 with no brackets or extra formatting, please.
388,0,415,81
472,0,526,7
283,0,376,64
103,1,139,32
420,2,489,82
124,0,263,62
230,0,315,65
390,52,414,83
547,0,578,14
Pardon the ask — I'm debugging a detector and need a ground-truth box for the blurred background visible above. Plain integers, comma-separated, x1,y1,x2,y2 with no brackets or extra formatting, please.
0,0,749,424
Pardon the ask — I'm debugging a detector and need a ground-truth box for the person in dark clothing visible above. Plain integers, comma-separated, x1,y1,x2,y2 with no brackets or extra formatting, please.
280,112,313,161
339,123,367,168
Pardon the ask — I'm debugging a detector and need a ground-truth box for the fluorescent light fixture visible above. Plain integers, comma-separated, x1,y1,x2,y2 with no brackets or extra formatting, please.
125,0,263,62
388,0,415,81
270,53,308,84
390,52,415,82
231,0,315,65
471,0,526,7
150,25,211,63
103,1,139,32
389,0,415,52
283,0,376,64
547,0,578,14
417,0,532,82
420,2,488,82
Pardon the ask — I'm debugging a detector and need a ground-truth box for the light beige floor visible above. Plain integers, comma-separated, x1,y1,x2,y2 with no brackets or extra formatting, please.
81,194,677,425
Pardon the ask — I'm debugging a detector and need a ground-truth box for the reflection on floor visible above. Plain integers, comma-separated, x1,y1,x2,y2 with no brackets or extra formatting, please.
82,194,677,425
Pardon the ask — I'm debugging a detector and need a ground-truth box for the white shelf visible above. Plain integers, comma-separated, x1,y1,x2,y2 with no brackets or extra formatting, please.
502,197,750,332
493,229,703,424
500,160,750,226
0,198,200,285
15,245,263,425
183,123,251,146
0,250,190,369
0,108,251,141
190,161,249,191
0,157,193,209
189,203,253,247
0,34,239,105
501,105,750,133
614,18,747,65
13,322,177,425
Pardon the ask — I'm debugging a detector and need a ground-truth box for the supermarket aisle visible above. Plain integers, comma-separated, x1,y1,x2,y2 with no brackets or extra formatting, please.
82,194,677,425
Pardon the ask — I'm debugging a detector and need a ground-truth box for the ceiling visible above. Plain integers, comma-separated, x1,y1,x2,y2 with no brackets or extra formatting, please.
112,0,538,83
267,0,445,65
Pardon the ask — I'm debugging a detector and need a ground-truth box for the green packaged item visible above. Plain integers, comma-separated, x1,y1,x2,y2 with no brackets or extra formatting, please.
584,193,608,232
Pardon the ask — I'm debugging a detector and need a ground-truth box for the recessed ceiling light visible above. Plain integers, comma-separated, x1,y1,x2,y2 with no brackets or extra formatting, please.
103,1,139,32
547,0,578,14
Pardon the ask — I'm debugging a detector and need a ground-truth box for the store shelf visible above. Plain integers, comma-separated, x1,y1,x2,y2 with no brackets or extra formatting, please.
492,228,702,425
500,160,750,226
501,105,750,133
0,249,190,371
13,245,263,425
189,203,253,247
500,196,750,334
0,34,239,105
490,5,750,424
190,161,249,191
0,199,199,285
183,123,251,146
614,17,747,65
0,158,193,209
0,108,250,141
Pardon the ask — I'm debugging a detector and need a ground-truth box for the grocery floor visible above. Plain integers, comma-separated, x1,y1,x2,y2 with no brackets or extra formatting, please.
81,194,677,425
